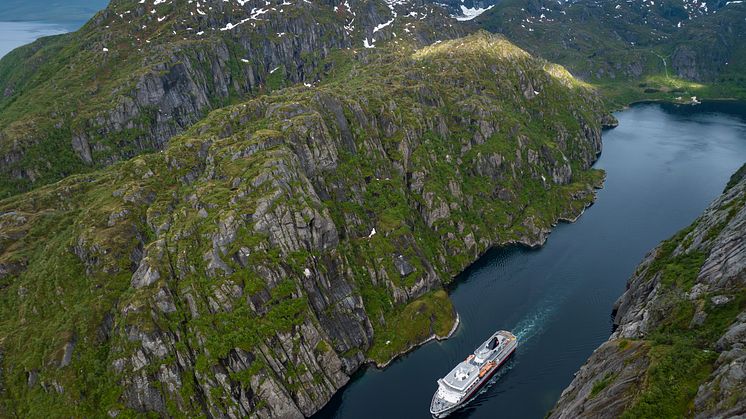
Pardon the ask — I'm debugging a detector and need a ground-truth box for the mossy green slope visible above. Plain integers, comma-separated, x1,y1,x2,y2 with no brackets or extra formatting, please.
0,32,608,417
0,0,461,198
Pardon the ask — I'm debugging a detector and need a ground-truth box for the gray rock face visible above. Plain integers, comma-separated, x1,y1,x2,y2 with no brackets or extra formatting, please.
0,29,610,418
122,372,167,414
0,0,465,197
131,241,164,289
71,134,93,165
695,312,746,419
550,340,650,419
394,255,416,277
59,337,76,368
671,45,701,81
551,165,746,418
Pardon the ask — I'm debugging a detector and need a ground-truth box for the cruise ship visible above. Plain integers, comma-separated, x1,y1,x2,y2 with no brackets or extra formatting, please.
430,330,517,417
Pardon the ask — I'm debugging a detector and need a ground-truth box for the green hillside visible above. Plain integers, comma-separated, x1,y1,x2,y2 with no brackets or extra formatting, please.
476,0,746,106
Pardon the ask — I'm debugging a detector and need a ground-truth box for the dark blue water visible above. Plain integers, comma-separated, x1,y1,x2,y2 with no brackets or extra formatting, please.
315,101,746,419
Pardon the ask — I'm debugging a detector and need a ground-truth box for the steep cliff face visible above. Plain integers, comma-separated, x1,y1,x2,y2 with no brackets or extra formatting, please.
0,0,463,198
0,32,608,417
550,164,746,418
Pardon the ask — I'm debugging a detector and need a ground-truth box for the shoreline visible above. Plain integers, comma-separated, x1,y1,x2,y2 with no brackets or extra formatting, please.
370,169,606,369
613,96,746,112
373,313,461,369
316,124,610,416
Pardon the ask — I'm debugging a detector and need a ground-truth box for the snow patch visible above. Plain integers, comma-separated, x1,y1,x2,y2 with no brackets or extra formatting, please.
453,4,494,21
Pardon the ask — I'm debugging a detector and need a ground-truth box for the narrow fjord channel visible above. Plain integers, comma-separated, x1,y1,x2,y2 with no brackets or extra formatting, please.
315,101,746,419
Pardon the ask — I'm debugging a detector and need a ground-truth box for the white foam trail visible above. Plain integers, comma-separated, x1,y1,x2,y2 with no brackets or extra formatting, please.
512,299,559,345
463,299,563,405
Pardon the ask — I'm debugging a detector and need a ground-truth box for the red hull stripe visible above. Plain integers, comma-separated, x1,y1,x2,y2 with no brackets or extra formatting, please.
461,345,516,402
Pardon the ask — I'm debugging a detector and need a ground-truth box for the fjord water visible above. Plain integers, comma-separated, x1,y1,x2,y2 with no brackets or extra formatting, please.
315,101,746,419
0,21,80,59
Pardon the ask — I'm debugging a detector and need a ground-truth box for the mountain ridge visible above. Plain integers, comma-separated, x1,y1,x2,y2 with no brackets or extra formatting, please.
0,0,464,199
0,31,610,417
474,0,746,105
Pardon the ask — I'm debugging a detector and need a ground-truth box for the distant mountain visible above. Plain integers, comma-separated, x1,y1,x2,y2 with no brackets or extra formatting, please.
0,0,110,23
473,0,746,104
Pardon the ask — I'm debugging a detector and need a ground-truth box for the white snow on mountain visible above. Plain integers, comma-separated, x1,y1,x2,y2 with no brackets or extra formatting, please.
453,4,494,21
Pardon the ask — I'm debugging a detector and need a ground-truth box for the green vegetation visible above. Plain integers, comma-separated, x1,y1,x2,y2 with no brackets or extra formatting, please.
594,77,746,110
590,372,617,398
621,290,746,419
0,30,610,416
617,339,629,350
621,339,716,418
476,0,746,108
367,290,456,365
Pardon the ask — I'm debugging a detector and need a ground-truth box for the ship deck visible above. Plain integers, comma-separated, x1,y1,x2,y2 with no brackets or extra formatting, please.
431,330,518,416
442,359,480,391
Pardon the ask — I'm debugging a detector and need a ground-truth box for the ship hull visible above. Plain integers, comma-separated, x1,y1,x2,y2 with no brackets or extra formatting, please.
431,343,517,418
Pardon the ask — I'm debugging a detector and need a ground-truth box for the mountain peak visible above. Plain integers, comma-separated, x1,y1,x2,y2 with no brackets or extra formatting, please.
96,0,462,51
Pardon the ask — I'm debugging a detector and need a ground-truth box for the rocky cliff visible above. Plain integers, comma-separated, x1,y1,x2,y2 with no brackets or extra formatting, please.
550,163,746,418
0,0,464,198
0,32,609,417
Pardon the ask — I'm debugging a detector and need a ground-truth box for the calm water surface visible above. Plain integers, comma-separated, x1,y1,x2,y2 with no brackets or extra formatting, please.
0,21,81,59
315,101,746,419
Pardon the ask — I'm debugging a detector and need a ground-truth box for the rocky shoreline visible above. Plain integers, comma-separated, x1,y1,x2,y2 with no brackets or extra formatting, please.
370,171,606,370
549,163,746,418
374,313,461,369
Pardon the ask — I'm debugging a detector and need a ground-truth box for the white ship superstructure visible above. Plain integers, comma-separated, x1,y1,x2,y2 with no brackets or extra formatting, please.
430,330,517,417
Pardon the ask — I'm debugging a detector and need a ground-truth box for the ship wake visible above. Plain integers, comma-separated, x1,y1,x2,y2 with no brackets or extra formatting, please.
512,301,557,345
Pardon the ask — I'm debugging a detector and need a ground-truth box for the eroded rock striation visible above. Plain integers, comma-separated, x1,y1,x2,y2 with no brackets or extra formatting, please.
0,32,609,417
550,163,746,418
0,0,464,197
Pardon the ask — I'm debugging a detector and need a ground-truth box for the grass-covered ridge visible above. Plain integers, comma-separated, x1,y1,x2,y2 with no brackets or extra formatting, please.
0,0,461,199
0,32,608,416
